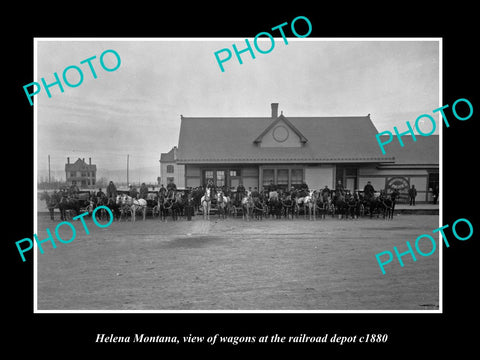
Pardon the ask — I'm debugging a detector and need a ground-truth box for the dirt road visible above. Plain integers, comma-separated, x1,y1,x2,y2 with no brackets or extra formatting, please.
36,214,440,311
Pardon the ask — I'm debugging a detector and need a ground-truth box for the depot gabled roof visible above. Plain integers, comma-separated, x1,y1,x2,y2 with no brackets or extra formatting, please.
177,114,396,164
253,114,308,144
376,134,439,168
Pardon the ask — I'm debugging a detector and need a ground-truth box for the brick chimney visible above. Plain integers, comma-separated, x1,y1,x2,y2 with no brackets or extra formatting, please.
271,103,279,118
89,157,91,165
173,146,178,161
67,157,70,164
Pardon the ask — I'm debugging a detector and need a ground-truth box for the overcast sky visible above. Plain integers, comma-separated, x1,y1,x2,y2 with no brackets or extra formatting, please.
36,39,440,183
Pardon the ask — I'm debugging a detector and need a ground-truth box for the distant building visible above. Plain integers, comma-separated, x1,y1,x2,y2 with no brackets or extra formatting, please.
160,146,185,188
65,157,97,187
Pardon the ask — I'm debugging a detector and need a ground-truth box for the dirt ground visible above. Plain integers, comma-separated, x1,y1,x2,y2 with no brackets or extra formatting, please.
36,212,440,311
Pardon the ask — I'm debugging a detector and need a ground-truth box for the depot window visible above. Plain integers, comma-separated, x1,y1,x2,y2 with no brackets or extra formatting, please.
263,169,274,186
277,169,289,185
291,169,303,184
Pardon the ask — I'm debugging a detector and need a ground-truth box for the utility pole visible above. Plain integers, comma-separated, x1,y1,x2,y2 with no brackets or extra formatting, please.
48,154,51,184
127,154,129,186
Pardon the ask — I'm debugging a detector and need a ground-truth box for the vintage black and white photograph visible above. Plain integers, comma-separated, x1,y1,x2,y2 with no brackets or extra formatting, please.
34,38,440,312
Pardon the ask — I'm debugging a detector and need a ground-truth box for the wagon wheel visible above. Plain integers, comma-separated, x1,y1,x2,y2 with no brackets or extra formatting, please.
96,207,107,220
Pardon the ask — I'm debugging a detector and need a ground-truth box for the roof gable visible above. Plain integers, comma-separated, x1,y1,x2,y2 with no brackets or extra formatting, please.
253,114,308,146
160,147,176,162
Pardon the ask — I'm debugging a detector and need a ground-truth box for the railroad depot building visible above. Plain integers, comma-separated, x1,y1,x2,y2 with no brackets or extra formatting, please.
173,103,439,203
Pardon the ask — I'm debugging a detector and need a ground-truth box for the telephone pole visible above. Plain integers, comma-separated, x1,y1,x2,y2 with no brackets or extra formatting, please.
126,154,129,186
48,154,51,184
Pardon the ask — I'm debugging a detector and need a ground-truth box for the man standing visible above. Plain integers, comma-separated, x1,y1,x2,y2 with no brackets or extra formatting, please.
158,184,166,197
363,181,375,200
96,188,106,200
408,185,417,206
106,181,117,200
335,180,345,197
129,184,138,199
237,182,245,196
321,185,331,199
185,192,194,220
69,181,79,198
139,182,149,200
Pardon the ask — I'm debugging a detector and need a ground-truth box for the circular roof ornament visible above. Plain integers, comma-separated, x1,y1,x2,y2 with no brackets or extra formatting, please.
273,125,289,143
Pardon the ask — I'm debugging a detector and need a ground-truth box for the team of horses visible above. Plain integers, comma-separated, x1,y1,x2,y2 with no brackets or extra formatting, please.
199,188,395,221
41,187,396,222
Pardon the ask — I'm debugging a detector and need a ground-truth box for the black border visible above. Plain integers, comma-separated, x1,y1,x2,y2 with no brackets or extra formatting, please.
7,5,478,355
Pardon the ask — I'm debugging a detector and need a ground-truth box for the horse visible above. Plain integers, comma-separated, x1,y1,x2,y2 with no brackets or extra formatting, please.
303,190,317,220
365,192,383,218
146,192,158,218
344,191,358,219
379,193,394,220
294,189,309,218
117,194,147,222
268,190,282,219
58,193,82,221
358,192,369,217
364,191,393,219
345,191,362,219
105,196,121,221
241,192,254,221
281,193,295,220
152,194,160,218
171,191,185,221
40,190,61,220
161,190,181,221
229,190,243,217
319,191,335,218
215,190,229,219
333,192,347,219
90,194,109,220
252,195,266,220
201,188,212,220
155,193,169,221
116,194,130,221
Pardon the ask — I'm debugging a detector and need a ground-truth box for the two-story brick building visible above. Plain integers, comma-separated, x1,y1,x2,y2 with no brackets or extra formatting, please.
65,157,97,187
